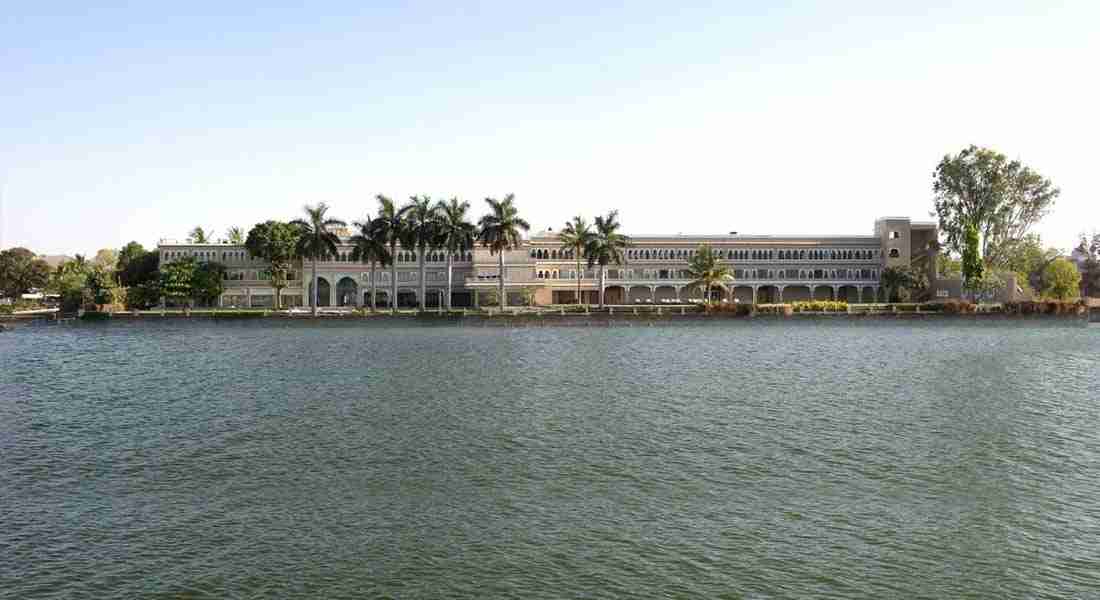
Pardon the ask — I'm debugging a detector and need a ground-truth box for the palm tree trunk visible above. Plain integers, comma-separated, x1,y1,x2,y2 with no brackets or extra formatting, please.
311,257,318,316
599,265,606,308
576,254,582,306
498,252,506,310
370,261,377,312
419,247,426,312
446,254,453,311
391,243,398,315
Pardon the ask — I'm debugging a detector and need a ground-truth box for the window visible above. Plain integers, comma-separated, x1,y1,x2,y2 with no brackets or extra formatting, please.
889,249,900,258
890,231,901,239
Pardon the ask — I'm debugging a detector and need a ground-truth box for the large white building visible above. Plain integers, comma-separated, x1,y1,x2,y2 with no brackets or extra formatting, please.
158,216,947,308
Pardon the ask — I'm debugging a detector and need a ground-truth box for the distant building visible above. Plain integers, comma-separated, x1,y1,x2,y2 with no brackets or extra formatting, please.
157,215,978,308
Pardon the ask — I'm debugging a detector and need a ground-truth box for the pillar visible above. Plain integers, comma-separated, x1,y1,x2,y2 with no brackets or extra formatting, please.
833,285,839,301
810,284,817,301
651,287,656,303
329,282,336,308
246,287,252,309
752,286,758,305
778,286,785,303
858,288,863,303
473,289,479,308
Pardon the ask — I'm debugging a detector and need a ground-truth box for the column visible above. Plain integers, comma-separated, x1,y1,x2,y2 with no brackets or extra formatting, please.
833,285,839,301
858,287,864,303
752,286,758,305
329,281,336,308
651,287,656,303
473,289,479,308
810,284,817,301
778,285,785,303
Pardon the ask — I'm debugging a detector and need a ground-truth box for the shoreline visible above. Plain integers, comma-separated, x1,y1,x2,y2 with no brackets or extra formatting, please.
5,307,1095,326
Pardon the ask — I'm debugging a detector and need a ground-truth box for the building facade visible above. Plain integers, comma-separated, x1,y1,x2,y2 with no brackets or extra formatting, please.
157,216,944,308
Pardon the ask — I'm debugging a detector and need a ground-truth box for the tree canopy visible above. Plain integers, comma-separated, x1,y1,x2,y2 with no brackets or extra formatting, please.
933,145,1059,266
0,248,52,299
685,244,733,305
1041,258,1081,301
1076,232,1100,298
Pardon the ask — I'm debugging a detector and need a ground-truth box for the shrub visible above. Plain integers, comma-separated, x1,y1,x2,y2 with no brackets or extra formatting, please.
1004,300,1085,316
756,303,793,316
935,299,976,314
708,303,753,316
790,301,848,313
893,303,920,312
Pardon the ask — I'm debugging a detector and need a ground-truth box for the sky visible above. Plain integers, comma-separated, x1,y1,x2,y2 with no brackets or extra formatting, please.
3,1,1098,255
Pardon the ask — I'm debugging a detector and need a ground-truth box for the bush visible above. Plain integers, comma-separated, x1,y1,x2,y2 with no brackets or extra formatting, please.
933,300,976,314
893,303,920,312
707,303,753,316
0,304,13,315
756,303,793,316
790,301,848,313
1004,300,1085,316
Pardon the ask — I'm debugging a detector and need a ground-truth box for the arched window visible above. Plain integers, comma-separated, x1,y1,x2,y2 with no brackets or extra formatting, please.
889,249,900,258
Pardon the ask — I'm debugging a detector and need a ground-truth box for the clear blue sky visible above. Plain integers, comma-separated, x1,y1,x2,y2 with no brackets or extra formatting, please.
3,1,1097,255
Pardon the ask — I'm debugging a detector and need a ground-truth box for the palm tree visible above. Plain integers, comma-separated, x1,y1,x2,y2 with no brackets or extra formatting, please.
291,203,346,316
585,210,630,308
558,216,593,307
880,266,912,303
372,195,411,314
477,194,530,310
435,197,477,311
225,226,244,244
187,227,211,244
349,216,392,312
403,195,440,312
685,244,734,308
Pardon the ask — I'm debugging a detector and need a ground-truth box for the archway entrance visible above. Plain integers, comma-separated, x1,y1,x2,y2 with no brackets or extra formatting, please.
336,277,358,307
308,277,331,307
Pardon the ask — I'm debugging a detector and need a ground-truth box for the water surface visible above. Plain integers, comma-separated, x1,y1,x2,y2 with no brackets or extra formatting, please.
2,319,1099,599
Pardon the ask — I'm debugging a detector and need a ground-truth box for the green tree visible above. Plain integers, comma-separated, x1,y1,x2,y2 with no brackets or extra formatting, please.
92,248,119,276
0,248,52,299
192,262,227,306
116,242,159,288
880,266,914,302
961,223,984,298
372,194,412,314
1041,258,1081,301
226,226,244,244
435,198,477,311
1076,232,1099,298
187,227,212,244
998,234,1060,296
349,216,392,312
291,203,346,316
685,244,733,306
160,257,197,307
245,221,301,309
85,266,116,309
933,145,1059,267
936,253,962,279
403,195,440,311
585,210,630,308
478,194,530,310
558,216,594,307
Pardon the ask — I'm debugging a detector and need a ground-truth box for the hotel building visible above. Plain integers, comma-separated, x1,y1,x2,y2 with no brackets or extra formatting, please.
158,216,950,308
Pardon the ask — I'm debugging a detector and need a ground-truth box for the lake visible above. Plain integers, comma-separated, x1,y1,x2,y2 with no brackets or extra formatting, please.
2,319,1099,598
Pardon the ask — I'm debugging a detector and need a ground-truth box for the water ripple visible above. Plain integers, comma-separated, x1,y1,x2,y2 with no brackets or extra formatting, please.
1,319,1098,598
